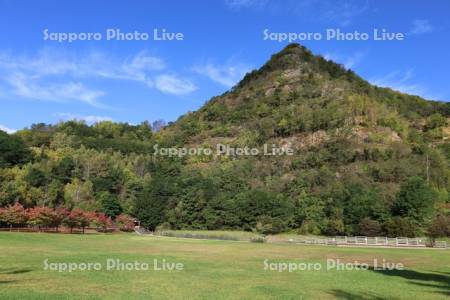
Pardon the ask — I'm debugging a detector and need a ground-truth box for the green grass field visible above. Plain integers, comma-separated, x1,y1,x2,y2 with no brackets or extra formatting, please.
0,232,449,300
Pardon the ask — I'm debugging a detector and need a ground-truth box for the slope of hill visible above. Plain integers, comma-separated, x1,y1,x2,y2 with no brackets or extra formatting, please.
153,44,450,235
1,44,449,237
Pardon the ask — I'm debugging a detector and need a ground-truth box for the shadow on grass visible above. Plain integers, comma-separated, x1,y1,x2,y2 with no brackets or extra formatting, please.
0,268,32,275
329,268,450,299
0,268,32,285
329,289,391,299
0,280,17,284
368,267,450,297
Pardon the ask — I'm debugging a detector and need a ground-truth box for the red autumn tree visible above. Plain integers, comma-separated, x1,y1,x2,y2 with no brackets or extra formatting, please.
93,213,113,232
52,207,69,231
62,209,92,233
27,207,53,231
27,207,67,231
0,203,27,230
115,214,135,232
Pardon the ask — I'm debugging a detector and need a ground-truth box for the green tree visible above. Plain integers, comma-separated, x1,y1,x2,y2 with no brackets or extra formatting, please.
25,167,47,188
52,156,75,184
358,218,382,236
64,179,96,210
134,177,172,230
392,176,436,225
0,131,31,168
426,215,450,245
384,217,418,237
98,191,122,219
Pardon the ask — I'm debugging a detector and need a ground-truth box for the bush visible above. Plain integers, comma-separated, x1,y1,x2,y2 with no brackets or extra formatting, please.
358,218,382,236
325,219,345,236
155,222,171,231
297,220,322,235
250,236,266,243
427,215,450,245
93,213,113,232
115,214,135,232
384,217,418,237
255,216,285,235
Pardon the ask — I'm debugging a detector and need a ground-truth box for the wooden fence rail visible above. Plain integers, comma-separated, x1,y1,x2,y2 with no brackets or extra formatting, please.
293,236,447,248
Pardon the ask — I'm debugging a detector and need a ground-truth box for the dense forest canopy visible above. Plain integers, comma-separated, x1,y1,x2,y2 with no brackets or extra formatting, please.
1,44,449,237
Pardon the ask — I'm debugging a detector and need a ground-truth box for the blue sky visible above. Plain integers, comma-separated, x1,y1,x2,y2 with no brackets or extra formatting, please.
0,0,449,133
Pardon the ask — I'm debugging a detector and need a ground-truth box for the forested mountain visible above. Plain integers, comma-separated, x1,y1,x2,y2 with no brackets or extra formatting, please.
1,44,449,237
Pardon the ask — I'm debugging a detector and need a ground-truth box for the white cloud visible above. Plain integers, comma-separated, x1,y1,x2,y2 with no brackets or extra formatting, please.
0,124,16,134
225,0,369,26
0,49,165,83
224,0,268,9
370,70,442,100
409,19,433,35
323,51,366,70
193,61,252,87
0,49,73,77
56,113,112,124
120,51,165,81
78,50,165,82
154,75,197,95
0,48,197,104
6,73,106,108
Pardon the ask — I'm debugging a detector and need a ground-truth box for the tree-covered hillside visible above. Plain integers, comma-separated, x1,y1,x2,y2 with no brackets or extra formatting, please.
1,44,449,237
0,121,156,214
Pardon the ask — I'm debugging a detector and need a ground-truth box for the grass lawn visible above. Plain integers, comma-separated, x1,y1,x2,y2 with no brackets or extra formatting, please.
155,229,262,241
0,232,449,300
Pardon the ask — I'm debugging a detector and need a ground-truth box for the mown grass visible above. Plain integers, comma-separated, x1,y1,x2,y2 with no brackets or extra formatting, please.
155,229,263,241
0,232,449,299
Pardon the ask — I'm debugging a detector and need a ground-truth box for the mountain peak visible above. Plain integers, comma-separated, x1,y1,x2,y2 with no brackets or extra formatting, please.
235,43,364,91
260,43,315,71
163,44,449,147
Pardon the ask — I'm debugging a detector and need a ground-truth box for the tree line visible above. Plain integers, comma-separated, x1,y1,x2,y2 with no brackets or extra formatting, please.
0,203,134,233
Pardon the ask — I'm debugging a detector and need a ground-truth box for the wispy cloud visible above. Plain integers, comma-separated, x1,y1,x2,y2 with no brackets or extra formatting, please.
75,50,165,83
323,51,367,70
193,60,252,87
0,48,164,81
0,124,16,134
409,19,434,35
0,48,197,105
225,0,369,26
6,73,106,108
56,112,112,124
154,74,197,95
318,0,369,26
224,0,268,10
370,69,442,100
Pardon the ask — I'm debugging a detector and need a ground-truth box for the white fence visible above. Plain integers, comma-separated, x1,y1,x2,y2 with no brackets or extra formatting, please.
293,236,447,248
335,236,428,247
